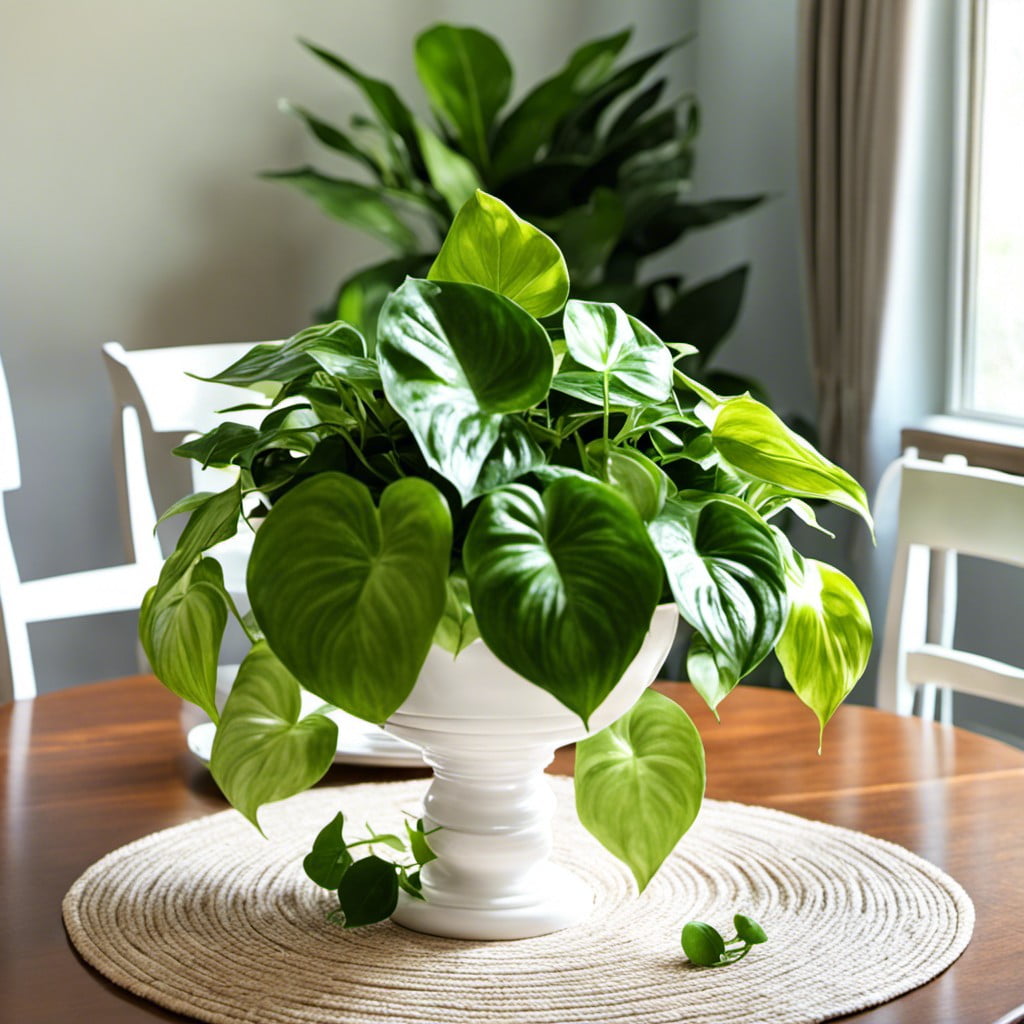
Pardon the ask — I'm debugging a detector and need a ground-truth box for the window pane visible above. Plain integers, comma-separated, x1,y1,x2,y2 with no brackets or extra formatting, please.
965,0,1024,419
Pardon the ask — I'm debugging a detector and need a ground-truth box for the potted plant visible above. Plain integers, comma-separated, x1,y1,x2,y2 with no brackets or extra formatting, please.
140,191,872,940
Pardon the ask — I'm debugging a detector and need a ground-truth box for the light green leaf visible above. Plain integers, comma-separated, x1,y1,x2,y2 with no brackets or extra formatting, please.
428,191,569,318
414,119,482,215
406,819,437,866
462,477,663,724
575,689,705,891
563,300,673,403
209,642,338,830
140,558,227,722
263,168,418,252
433,572,480,655
648,493,788,713
414,25,512,170
377,277,553,500
776,557,872,749
711,395,874,531
589,442,670,522
247,474,451,722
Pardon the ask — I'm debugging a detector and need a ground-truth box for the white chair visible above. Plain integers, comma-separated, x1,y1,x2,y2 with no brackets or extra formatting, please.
0,355,154,701
102,341,259,596
877,453,1024,722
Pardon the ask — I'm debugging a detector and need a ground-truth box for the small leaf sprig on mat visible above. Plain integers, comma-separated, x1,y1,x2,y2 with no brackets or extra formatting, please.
681,914,768,967
303,811,439,927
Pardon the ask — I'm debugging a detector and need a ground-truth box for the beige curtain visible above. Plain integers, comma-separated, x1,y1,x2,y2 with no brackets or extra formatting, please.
798,0,913,480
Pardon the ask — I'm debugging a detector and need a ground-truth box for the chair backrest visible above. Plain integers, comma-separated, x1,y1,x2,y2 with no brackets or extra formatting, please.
0,354,153,701
102,342,261,598
877,454,1024,720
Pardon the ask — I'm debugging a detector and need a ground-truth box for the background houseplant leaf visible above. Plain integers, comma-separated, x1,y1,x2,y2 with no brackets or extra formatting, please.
462,477,663,724
648,493,788,713
376,277,553,500
428,191,570,317
247,474,451,722
711,394,874,531
575,688,705,891
413,120,483,215
209,641,339,830
414,25,512,172
777,556,872,749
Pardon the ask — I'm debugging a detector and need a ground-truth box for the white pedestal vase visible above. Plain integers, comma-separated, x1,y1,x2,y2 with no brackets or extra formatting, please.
384,604,679,940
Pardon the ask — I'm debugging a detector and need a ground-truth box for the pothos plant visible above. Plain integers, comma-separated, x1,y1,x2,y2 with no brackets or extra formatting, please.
268,22,766,396
140,191,872,904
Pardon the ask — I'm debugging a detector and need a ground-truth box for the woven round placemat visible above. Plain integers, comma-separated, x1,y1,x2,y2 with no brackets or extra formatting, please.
64,777,973,1024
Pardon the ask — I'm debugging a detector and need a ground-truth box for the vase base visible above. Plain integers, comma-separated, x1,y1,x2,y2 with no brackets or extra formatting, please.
390,865,593,941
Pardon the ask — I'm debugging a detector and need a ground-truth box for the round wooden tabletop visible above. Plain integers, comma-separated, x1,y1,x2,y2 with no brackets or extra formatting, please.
3,677,1023,1024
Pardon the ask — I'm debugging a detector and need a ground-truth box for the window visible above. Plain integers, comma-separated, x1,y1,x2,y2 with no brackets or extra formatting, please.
955,0,1024,422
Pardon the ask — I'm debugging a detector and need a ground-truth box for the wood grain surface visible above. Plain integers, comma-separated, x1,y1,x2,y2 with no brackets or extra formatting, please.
2,677,1023,1024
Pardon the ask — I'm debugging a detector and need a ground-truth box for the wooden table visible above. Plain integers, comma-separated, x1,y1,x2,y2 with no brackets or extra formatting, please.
3,677,1023,1024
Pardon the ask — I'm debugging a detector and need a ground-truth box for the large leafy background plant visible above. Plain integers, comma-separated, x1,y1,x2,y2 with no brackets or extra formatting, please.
142,192,872,898
267,23,766,398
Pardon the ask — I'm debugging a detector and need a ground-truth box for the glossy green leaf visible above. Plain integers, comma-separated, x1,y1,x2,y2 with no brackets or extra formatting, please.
247,474,451,722
576,689,706,890
263,168,418,252
406,819,437,867
777,557,872,749
712,395,873,530
377,277,553,500
209,642,339,829
336,855,399,927
433,572,480,655
201,322,367,387
490,28,631,179
562,300,672,403
649,494,788,713
734,914,767,945
463,477,662,724
303,812,354,889
140,558,227,723
333,256,431,349
588,443,669,522
414,120,482,215
414,25,512,170
681,921,726,966
156,481,241,593
428,191,569,318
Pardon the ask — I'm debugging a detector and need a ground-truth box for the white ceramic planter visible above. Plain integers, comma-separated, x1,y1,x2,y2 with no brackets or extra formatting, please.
384,604,679,940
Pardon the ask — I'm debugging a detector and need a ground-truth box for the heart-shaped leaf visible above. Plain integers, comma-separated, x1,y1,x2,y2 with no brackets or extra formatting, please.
414,26,512,170
588,442,671,522
337,855,400,928
575,689,705,891
247,473,451,722
428,191,569,317
377,277,553,501
560,300,673,404
711,395,874,532
209,642,339,830
777,557,872,749
462,476,663,724
649,493,788,714
140,558,228,722
303,812,354,889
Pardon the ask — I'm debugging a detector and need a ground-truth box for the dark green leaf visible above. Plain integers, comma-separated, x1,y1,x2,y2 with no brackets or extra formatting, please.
247,474,451,722
377,277,553,500
278,99,383,179
660,266,750,362
155,481,241,593
263,168,418,252
463,477,662,724
333,255,432,349
625,195,766,255
649,494,787,713
429,191,569,317
576,689,705,890
543,189,624,285
414,25,512,171
303,812,354,889
337,856,400,927
397,866,425,900
209,642,339,830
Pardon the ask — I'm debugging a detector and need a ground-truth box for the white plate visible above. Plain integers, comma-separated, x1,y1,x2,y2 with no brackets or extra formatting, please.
186,716,424,768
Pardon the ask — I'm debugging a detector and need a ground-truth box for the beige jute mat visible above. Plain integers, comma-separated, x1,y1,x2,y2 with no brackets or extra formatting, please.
63,777,973,1024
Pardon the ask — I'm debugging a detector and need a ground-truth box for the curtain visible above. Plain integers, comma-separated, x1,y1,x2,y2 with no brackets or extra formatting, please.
798,0,914,480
